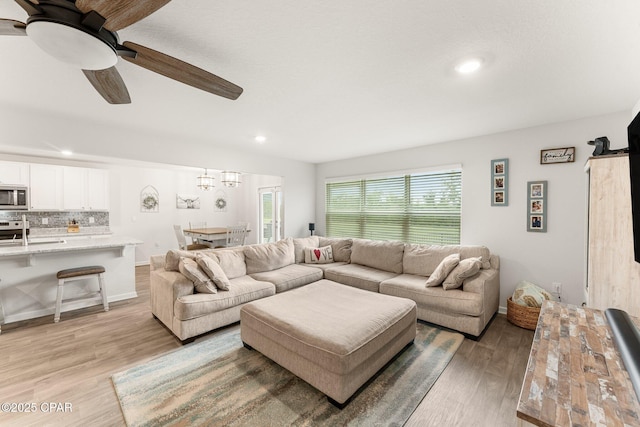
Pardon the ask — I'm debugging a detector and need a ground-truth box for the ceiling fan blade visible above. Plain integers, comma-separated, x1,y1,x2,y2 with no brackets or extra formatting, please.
83,67,131,104
122,41,243,100
0,19,26,35
75,0,170,31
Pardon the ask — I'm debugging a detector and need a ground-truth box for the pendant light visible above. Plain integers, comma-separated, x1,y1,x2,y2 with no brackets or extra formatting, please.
196,169,214,191
221,171,241,188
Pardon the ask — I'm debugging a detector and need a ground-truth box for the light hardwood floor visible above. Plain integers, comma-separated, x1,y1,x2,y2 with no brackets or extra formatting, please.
0,266,534,427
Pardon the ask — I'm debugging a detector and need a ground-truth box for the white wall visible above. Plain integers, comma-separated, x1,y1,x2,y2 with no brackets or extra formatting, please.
316,111,634,309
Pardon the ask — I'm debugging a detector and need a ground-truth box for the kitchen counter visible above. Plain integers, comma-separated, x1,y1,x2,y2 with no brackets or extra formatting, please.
0,236,141,259
0,236,142,329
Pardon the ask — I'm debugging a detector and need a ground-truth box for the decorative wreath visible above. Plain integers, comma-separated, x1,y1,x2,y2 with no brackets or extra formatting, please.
215,197,227,210
142,195,159,210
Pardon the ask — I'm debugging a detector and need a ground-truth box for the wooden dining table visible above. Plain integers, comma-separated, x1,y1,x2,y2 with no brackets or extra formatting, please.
183,227,229,246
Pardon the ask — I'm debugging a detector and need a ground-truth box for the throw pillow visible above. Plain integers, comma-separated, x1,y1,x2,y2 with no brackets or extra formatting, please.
195,254,231,291
425,253,460,287
304,245,334,264
178,257,217,294
512,280,552,307
293,236,320,263
442,257,482,290
165,249,198,272
318,237,353,262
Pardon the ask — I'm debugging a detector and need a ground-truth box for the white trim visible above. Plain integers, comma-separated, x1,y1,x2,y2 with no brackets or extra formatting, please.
325,163,463,184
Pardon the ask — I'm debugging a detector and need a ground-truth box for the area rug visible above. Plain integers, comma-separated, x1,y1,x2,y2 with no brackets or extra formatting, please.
112,322,463,427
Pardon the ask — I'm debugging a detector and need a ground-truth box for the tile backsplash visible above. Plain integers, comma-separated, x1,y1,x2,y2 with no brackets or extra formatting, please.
0,211,109,228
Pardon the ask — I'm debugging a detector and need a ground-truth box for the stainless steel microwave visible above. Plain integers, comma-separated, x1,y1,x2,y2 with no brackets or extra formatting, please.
0,185,29,210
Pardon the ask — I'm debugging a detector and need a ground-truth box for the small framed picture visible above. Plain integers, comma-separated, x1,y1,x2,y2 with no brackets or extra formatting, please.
530,183,544,198
530,215,544,230
527,180,547,232
530,200,543,214
491,158,509,206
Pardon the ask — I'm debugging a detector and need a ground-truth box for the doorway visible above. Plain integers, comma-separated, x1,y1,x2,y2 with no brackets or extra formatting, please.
258,186,283,243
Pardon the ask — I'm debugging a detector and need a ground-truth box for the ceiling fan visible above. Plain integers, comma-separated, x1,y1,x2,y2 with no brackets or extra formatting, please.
0,0,243,104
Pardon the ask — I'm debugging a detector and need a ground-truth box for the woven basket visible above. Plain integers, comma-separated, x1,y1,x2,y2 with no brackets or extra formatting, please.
506,297,541,330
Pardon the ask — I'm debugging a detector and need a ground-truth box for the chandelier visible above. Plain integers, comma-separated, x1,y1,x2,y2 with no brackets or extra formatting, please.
220,171,241,188
196,169,214,191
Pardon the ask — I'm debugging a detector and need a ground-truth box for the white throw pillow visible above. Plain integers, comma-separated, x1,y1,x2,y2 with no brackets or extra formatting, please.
442,257,482,290
425,253,460,287
304,245,334,264
178,257,217,294
196,254,231,291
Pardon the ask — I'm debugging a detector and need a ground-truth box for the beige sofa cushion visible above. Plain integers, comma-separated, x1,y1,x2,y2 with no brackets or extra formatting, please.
443,257,482,290
244,238,295,274
425,253,460,287
403,244,491,276
213,249,246,279
174,276,275,321
319,237,353,263
195,253,231,291
178,257,217,294
350,239,404,274
293,236,319,263
249,264,323,293
324,263,398,293
380,274,484,317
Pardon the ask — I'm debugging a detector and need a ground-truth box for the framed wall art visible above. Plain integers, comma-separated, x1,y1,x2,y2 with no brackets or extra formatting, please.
540,147,575,164
491,158,509,206
527,180,547,232
140,185,159,213
176,194,201,209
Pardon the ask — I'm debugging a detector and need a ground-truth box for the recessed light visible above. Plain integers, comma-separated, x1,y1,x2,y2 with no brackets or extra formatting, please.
255,135,267,144
455,58,483,74
60,150,73,156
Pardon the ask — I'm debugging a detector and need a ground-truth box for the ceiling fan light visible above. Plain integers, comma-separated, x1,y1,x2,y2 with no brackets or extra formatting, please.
221,171,241,188
196,169,214,191
26,21,117,70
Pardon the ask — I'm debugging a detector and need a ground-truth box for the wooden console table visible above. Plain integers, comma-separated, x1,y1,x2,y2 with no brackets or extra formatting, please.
517,301,640,426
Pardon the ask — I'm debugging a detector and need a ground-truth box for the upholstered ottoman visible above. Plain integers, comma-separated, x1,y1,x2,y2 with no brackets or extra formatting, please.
240,279,417,406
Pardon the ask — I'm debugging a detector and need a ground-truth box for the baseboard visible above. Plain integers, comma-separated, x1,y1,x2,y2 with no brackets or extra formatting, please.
3,291,138,324
498,305,507,315
136,260,150,267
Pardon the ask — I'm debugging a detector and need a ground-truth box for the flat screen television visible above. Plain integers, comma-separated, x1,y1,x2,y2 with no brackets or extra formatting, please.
628,110,640,262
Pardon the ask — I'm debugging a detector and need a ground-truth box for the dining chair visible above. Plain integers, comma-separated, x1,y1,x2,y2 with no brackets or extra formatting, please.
226,223,248,247
173,225,209,251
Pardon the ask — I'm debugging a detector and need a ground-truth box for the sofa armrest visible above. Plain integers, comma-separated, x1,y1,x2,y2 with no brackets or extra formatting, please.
463,268,500,324
150,269,194,330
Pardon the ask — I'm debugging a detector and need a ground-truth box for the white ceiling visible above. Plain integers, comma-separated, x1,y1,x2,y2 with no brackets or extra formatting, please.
1,0,640,164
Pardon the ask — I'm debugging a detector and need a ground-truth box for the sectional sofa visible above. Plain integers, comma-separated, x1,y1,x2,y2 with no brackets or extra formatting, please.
149,236,500,343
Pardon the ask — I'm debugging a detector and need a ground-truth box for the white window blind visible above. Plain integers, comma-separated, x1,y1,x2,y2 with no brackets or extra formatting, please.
325,168,462,244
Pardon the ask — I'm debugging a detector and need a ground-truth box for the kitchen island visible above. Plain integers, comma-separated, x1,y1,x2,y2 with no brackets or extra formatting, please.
0,235,142,332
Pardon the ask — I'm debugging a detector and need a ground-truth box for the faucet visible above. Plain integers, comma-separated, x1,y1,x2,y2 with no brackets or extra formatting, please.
21,214,28,247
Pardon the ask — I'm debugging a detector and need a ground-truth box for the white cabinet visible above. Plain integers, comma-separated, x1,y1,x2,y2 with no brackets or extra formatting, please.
0,161,29,185
29,164,64,210
63,167,109,211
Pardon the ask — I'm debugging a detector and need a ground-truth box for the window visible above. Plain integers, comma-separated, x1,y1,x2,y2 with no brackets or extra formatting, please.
325,166,462,244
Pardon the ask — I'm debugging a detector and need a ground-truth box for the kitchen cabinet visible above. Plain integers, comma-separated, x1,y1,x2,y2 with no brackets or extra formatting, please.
585,154,640,314
29,164,64,210
63,167,109,211
0,161,29,186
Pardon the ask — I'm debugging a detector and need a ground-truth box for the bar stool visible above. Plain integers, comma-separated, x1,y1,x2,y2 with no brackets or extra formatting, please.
55,265,108,323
